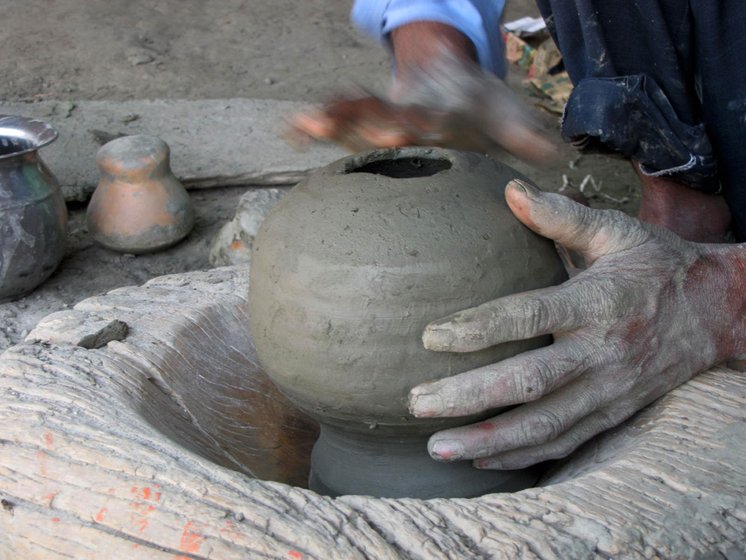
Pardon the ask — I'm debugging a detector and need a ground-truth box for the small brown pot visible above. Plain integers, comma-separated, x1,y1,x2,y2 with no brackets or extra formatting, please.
87,135,194,254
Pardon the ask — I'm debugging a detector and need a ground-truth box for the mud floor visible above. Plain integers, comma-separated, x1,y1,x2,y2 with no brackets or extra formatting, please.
0,0,639,351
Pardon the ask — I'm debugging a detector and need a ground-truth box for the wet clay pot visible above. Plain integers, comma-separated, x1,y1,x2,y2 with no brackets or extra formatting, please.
249,147,568,498
87,135,194,254
0,115,68,302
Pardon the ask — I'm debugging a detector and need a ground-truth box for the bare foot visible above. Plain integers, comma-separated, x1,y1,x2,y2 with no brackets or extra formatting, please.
634,162,732,243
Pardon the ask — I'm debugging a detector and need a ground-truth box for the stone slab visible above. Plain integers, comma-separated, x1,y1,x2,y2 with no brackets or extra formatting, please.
208,187,290,267
0,99,347,201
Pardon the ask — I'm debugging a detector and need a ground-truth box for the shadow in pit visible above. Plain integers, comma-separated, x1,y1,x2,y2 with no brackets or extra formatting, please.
133,300,319,488
128,296,552,495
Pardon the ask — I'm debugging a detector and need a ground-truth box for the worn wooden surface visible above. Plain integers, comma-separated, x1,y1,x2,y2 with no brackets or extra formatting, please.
1,266,745,559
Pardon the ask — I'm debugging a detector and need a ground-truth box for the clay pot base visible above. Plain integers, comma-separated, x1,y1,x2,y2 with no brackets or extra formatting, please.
310,425,538,498
5,267,746,556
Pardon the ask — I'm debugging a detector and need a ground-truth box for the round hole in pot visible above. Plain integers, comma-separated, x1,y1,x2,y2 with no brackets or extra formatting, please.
346,156,452,178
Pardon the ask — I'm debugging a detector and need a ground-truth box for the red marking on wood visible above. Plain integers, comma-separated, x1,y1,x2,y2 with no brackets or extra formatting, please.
95,508,108,523
128,495,157,532
219,520,242,540
179,521,204,554
37,451,48,477
288,551,304,559
129,502,151,532
134,517,148,533
130,486,158,503
44,432,54,448
43,492,58,506
51,517,60,523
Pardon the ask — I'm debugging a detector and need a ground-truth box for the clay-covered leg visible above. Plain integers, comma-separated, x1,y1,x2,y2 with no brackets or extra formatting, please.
536,0,746,240
635,162,732,243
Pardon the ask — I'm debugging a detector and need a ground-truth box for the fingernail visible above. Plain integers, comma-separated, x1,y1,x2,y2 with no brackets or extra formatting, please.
429,439,465,462
422,325,456,351
509,179,541,199
409,392,444,417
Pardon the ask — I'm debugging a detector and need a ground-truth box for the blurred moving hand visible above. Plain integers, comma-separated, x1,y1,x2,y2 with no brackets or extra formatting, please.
289,22,556,164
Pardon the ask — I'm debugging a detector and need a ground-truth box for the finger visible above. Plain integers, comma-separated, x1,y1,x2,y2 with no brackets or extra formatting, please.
505,179,650,261
473,407,628,470
409,338,590,417
425,375,604,461
422,277,618,352
354,124,412,148
291,96,390,137
489,122,558,165
290,111,338,139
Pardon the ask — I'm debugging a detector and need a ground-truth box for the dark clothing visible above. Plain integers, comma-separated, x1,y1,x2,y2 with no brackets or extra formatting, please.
536,0,746,240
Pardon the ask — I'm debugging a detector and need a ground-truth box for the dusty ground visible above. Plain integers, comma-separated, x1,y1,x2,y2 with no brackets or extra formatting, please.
0,0,639,351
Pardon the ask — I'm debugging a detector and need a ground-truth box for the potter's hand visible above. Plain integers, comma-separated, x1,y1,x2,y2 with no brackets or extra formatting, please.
289,22,556,164
409,179,746,469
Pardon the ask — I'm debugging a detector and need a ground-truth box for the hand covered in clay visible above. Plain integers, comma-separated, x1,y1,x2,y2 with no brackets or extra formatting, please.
409,179,746,469
289,23,556,164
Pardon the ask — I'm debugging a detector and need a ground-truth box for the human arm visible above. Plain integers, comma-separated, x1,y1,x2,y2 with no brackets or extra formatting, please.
409,179,746,468
289,2,556,163
350,0,505,75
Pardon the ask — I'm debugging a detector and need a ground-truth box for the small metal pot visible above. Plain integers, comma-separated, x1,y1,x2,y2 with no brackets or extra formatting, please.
0,115,68,302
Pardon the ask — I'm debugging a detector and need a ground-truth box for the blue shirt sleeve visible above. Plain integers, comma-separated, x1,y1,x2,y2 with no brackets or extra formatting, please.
351,0,506,78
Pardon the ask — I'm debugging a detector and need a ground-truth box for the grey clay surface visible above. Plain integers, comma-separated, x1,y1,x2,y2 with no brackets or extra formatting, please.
249,147,568,497
250,147,567,433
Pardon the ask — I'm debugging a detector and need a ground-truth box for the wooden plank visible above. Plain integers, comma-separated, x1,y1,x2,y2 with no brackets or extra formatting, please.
1,266,745,558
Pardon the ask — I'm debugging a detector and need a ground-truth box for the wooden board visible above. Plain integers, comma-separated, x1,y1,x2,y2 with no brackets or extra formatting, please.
1,266,745,558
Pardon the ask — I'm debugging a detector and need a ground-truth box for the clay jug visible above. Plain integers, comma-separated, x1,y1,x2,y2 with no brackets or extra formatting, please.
248,147,568,498
87,135,194,254
0,115,67,302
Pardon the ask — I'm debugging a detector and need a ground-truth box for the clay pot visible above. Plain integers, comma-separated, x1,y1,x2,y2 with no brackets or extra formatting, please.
249,147,568,498
0,115,68,302
87,135,194,254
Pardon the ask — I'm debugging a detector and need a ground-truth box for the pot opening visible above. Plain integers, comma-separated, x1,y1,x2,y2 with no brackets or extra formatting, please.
347,156,452,178
0,134,35,157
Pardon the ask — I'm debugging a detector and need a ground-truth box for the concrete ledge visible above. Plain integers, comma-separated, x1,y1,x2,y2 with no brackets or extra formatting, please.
0,99,347,201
